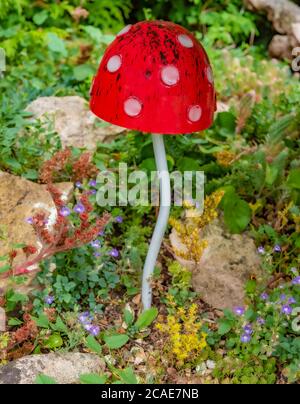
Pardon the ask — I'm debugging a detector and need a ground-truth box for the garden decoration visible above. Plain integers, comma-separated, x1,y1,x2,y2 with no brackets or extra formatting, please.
90,20,216,310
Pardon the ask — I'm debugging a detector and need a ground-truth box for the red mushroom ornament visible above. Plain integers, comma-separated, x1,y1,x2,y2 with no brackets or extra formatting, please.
90,20,216,310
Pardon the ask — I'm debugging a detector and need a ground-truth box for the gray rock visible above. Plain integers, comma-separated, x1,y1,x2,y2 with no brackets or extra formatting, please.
26,96,124,149
245,0,300,61
0,353,105,384
170,219,262,310
0,307,5,331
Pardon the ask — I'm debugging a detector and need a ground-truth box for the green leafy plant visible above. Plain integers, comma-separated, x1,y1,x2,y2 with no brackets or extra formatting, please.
35,374,58,384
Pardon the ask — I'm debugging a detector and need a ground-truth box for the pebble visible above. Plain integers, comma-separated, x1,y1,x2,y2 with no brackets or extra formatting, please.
0,308,6,332
206,360,216,370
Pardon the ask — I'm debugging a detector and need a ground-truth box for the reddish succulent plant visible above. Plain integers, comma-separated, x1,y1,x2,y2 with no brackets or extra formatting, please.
7,187,110,277
39,148,98,184
1,150,110,278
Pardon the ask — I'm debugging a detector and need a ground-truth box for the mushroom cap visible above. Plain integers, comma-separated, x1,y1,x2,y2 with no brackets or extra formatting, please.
90,20,216,134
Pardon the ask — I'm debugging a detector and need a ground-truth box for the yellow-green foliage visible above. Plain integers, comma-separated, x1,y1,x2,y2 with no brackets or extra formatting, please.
168,261,192,290
156,300,207,366
169,190,224,262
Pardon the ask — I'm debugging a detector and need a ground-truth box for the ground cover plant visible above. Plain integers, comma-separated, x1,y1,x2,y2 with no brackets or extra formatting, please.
0,0,299,384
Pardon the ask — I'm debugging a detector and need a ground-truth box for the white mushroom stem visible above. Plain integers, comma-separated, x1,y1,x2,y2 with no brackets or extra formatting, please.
142,134,171,310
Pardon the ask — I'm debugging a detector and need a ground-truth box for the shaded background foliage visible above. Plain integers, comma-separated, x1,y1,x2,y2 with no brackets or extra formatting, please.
0,0,300,384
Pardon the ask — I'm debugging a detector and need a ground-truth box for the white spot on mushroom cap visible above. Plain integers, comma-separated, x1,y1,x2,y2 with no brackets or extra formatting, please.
177,34,194,48
161,65,179,86
117,24,132,36
107,55,122,73
124,97,142,117
188,105,202,122
206,66,214,83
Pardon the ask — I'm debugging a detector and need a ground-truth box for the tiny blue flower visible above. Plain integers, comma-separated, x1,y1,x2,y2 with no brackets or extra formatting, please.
25,217,34,225
44,295,54,305
78,314,89,324
98,230,105,237
288,297,296,305
257,246,265,254
280,294,286,301
240,334,251,343
89,179,97,188
115,216,123,223
74,203,85,214
84,323,93,332
273,244,281,253
78,311,93,324
109,248,119,258
281,304,292,315
93,252,101,258
59,206,71,217
260,292,269,301
89,325,100,336
292,276,300,285
75,181,82,188
257,317,265,325
234,306,245,316
243,324,253,335
90,239,101,249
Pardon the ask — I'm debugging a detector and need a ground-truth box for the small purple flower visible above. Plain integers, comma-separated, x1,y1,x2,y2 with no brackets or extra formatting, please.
78,315,89,324
93,252,101,258
292,276,300,285
44,295,54,305
288,297,296,305
260,292,269,301
98,230,105,237
281,304,292,315
25,217,34,224
74,203,85,214
234,306,245,316
59,206,71,217
243,324,253,335
84,323,94,332
90,239,101,249
257,246,265,254
109,248,119,258
115,216,123,224
89,179,97,188
280,294,287,301
89,189,97,195
241,334,251,343
257,317,265,325
89,325,100,336
78,311,93,324
273,244,281,253
78,312,89,323
75,181,82,188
